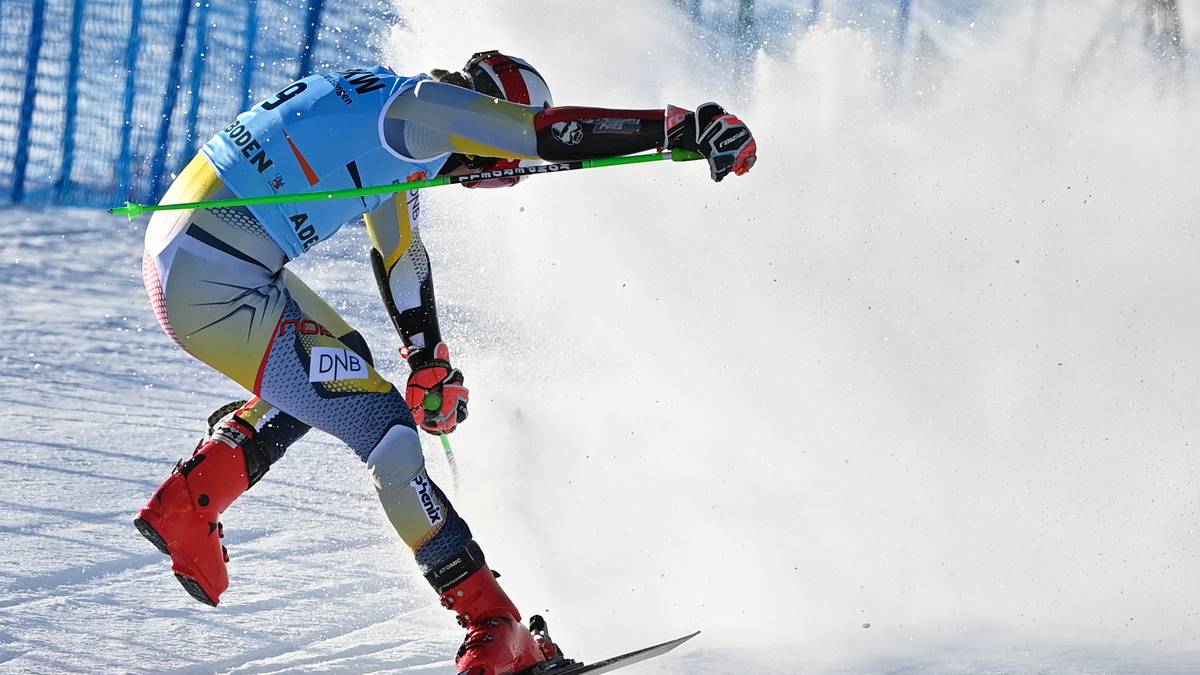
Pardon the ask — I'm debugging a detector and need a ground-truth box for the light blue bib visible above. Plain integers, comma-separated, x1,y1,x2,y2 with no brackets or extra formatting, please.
202,65,449,259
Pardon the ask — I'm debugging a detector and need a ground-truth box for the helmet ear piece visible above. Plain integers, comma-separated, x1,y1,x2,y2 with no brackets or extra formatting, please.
463,52,504,99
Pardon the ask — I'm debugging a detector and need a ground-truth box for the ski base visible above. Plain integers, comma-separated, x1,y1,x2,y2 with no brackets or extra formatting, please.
519,631,700,675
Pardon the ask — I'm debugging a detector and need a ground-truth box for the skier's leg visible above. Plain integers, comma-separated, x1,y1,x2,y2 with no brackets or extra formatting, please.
134,395,307,603
137,157,319,603
264,269,478,559
236,271,558,671
141,182,495,612
141,157,556,670
133,404,270,605
266,272,559,672
214,397,311,465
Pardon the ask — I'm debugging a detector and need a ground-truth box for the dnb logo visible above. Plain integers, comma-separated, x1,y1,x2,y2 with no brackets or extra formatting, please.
309,347,368,382
410,471,443,526
551,120,583,145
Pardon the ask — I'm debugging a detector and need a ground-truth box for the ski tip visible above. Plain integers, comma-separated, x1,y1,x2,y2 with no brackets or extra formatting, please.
669,631,701,648
646,631,701,661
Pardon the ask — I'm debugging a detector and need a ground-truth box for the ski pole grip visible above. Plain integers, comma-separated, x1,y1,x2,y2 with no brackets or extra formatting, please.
423,392,443,412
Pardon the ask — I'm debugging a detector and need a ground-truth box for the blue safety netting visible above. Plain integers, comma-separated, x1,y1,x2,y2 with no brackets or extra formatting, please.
0,0,397,208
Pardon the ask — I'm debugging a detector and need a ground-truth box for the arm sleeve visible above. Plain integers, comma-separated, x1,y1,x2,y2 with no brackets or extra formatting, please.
364,193,443,364
385,80,668,162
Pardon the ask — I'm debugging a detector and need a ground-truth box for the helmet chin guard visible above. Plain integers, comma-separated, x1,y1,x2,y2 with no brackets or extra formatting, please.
459,50,553,188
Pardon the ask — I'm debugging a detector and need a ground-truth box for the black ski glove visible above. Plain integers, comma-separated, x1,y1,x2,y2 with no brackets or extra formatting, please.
665,102,757,182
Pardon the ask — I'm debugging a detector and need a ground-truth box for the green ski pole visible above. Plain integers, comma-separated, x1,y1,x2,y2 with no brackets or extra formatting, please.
422,392,461,490
439,433,459,491
108,149,703,219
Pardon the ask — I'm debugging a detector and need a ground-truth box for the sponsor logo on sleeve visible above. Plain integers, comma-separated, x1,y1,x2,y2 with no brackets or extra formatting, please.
405,171,425,219
593,118,642,135
551,120,584,145
309,347,368,382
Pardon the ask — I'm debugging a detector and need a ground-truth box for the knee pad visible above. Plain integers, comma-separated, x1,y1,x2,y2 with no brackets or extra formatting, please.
368,425,452,546
366,424,426,494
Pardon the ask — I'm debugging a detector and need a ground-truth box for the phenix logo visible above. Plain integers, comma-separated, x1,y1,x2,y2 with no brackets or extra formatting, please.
410,472,443,526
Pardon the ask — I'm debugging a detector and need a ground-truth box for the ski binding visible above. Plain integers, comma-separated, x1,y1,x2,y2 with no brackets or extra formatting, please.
520,619,700,675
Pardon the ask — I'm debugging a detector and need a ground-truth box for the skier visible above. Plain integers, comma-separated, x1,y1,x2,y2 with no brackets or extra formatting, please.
136,51,755,675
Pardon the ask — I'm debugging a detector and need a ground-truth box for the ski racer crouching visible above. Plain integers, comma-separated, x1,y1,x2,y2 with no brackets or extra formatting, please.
135,51,755,675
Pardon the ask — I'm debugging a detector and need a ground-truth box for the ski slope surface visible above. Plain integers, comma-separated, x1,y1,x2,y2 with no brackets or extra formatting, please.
4,1,1200,673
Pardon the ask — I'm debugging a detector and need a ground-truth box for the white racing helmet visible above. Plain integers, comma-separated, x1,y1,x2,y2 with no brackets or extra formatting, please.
459,50,553,188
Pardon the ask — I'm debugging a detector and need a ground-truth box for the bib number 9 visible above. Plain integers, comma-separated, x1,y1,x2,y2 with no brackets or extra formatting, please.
261,82,308,111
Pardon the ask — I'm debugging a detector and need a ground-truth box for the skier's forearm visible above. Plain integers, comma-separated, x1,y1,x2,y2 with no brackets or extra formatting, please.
532,107,666,160
365,199,443,358
370,247,443,357
387,81,667,162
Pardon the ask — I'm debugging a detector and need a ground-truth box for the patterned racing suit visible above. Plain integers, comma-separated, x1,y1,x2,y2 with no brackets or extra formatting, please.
142,150,469,570
142,62,680,585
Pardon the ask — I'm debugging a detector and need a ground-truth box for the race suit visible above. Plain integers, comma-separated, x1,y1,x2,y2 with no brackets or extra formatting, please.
142,63,674,578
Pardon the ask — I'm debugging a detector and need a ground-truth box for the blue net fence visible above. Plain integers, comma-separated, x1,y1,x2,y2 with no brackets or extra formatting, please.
0,0,396,208
3,0,1182,210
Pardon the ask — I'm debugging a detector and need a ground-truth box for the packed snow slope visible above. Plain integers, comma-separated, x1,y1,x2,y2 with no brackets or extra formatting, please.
3,1,1200,672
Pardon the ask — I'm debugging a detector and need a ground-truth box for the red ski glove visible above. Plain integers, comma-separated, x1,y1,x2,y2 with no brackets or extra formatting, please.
666,102,757,182
404,343,469,435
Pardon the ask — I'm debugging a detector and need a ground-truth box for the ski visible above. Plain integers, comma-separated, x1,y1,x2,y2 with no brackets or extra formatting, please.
521,631,701,675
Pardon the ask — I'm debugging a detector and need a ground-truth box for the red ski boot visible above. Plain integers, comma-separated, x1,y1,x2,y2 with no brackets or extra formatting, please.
134,415,268,606
441,566,560,675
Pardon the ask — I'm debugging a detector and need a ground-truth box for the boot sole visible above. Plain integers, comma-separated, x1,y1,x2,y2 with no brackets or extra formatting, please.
133,517,169,555
133,516,219,607
173,573,219,607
